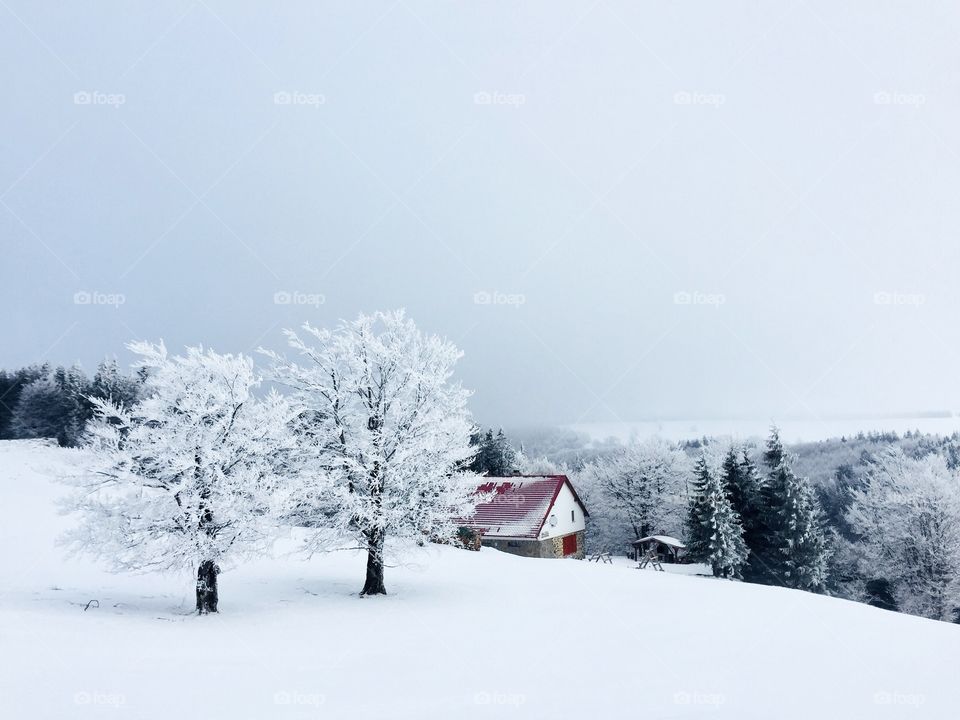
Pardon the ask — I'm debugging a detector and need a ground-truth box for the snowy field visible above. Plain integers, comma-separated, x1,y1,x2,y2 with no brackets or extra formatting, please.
571,415,960,444
2,440,959,719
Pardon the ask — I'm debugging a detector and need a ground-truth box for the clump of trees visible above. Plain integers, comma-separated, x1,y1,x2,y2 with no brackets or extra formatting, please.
60,311,481,610
0,360,141,447
845,449,960,622
573,427,831,592
469,428,518,476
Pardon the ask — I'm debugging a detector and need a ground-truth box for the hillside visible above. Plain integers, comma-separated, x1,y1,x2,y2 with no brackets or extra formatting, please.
1,440,958,719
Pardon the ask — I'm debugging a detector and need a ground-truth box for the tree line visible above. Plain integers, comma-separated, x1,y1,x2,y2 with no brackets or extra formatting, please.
0,360,141,447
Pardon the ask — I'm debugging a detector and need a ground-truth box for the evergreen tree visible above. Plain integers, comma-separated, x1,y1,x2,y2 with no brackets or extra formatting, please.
469,427,518,476
0,365,48,439
90,358,141,409
755,426,830,591
722,447,765,580
686,456,714,560
11,365,91,447
687,455,748,578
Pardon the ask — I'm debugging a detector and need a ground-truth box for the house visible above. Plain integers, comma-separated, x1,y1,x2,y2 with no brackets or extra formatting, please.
460,475,588,559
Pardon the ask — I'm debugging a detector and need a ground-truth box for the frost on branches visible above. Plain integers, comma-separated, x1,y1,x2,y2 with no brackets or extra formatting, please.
62,341,299,614
687,456,748,579
847,449,960,621
263,310,479,596
589,437,690,541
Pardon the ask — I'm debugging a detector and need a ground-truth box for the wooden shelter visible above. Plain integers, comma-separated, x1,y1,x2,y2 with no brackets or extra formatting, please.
632,535,686,570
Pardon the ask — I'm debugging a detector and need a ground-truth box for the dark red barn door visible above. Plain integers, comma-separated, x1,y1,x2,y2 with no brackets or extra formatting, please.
562,534,577,556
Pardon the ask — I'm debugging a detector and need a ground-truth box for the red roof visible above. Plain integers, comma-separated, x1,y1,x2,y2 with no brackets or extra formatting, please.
459,475,588,540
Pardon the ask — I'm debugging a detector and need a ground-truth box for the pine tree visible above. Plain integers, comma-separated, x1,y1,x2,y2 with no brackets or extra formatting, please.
11,365,91,447
469,428,518,476
721,446,764,580
687,456,748,578
686,457,714,560
90,358,141,409
755,426,830,591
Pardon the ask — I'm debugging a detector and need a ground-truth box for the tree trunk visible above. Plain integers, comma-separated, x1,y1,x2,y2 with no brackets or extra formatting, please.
196,560,220,613
359,530,386,596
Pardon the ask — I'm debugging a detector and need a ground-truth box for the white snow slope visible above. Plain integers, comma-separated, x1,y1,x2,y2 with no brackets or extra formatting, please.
1,439,958,719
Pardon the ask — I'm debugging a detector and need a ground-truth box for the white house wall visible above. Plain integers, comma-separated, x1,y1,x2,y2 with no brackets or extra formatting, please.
538,482,585,540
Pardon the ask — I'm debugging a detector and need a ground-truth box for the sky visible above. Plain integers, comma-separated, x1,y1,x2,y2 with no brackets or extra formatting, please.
3,1,960,428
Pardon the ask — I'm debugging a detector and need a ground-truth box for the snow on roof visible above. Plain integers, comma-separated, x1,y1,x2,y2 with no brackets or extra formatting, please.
459,475,586,540
634,535,686,549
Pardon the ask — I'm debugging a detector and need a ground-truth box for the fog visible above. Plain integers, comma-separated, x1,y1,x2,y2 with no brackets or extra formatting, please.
3,1,959,427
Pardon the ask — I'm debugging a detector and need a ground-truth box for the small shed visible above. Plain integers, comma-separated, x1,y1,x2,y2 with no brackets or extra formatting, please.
632,535,686,565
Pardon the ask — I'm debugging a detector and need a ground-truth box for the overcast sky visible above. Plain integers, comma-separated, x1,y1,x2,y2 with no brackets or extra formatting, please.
3,1,960,427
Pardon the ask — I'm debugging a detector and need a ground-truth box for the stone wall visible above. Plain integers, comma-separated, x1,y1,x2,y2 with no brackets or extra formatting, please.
482,530,585,559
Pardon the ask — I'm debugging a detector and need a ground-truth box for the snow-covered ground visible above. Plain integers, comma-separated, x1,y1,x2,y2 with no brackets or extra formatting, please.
1,440,959,719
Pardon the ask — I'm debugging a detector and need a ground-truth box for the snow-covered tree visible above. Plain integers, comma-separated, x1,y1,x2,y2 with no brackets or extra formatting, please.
62,341,299,614
589,437,690,542
90,358,141,409
721,445,765,577
263,310,479,596
12,365,91,446
687,456,748,578
756,427,830,592
469,427,518,476
847,448,960,621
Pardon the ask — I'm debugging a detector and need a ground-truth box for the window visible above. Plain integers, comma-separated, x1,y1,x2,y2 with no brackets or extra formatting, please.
571,510,575,522
507,541,521,548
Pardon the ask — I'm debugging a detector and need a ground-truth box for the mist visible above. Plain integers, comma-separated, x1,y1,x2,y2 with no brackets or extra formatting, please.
3,1,959,428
